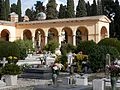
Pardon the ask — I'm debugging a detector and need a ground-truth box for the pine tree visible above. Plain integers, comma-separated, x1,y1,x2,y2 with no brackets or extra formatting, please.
46,0,58,19
58,4,67,18
4,0,10,20
76,0,87,17
17,0,22,21
34,1,45,14
25,7,36,21
66,0,75,18
0,0,5,20
91,0,97,16
97,0,103,15
86,1,91,16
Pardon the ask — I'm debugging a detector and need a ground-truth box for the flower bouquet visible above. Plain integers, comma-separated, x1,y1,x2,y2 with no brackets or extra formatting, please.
7,56,18,64
106,63,120,90
106,63,120,77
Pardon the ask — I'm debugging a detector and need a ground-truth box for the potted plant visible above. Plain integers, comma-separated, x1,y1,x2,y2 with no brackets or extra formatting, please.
1,63,21,86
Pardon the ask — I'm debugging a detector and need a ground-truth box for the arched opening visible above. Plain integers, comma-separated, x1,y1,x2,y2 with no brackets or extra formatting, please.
101,26,107,39
23,30,32,40
62,27,73,44
48,28,58,42
76,27,88,45
35,29,45,49
1,29,10,41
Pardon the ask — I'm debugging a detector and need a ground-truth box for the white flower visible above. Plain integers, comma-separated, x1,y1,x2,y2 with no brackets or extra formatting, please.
53,66,58,70
55,63,63,70
115,65,120,68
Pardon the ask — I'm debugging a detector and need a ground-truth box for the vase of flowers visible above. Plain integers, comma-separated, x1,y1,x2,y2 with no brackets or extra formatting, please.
7,56,18,64
106,63,120,90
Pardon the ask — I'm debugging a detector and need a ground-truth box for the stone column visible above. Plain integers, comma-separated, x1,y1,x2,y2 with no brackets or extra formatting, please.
73,35,76,46
45,36,48,45
72,27,77,46
32,36,35,48
58,35,62,48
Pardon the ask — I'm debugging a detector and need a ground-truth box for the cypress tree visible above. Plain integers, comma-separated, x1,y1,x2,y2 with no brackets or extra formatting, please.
0,0,5,20
66,0,75,18
113,0,120,39
91,0,97,16
17,0,22,21
86,1,91,16
4,0,10,20
46,0,58,19
58,4,67,18
76,0,87,17
97,0,103,15
101,0,114,15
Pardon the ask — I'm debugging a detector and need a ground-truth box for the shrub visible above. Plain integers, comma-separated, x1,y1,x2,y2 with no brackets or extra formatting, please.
0,41,9,59
60,43,76,55
98,38,120,53
15,40,34,59
44,40,59,53
0,41,20,60
76,40,96,54
7,42,20,59
1,64,21,75
76,40,120,72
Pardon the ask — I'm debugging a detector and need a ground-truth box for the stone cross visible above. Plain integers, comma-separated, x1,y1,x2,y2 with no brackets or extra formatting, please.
67,52,73,65
2,57,7,67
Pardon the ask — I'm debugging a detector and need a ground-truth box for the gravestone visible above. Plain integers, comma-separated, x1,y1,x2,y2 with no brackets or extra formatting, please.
93,79,104,90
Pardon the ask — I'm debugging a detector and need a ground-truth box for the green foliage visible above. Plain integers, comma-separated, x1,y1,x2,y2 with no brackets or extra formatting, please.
10,3,17,13
76,0,87,17
34,1,45,13
58,4,67,19
0,0,5,20
1,64,21,75
20,64,31,72
44,40,59,53
4,0,10,20
76,40,96,54
76,40,120,72
7,42,20,59
0,41,20,59
91,0,97,16
25,8,36,21
75,53,88,61
17,0,22,21
60,43,76,55
0,41,9,58
66,0,75,18
98,38,120,53
15,40,34,59
46,0,58,19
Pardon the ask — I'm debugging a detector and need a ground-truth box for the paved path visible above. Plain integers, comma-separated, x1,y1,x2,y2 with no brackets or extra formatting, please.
33,85,92,90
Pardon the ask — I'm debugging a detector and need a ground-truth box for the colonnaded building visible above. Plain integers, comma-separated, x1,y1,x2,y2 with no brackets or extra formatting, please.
0,13,111,49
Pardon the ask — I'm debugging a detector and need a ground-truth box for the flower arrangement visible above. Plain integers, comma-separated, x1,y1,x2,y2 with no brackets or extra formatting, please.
1,63,21,75
51,63,63,75
106,63,120,77
7,56,18,64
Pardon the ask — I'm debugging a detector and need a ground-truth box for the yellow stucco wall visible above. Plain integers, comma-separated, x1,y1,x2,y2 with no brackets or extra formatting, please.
0,15,111,46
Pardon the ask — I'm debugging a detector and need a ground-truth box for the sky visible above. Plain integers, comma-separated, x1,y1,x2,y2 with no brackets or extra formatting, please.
10,0,118,16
